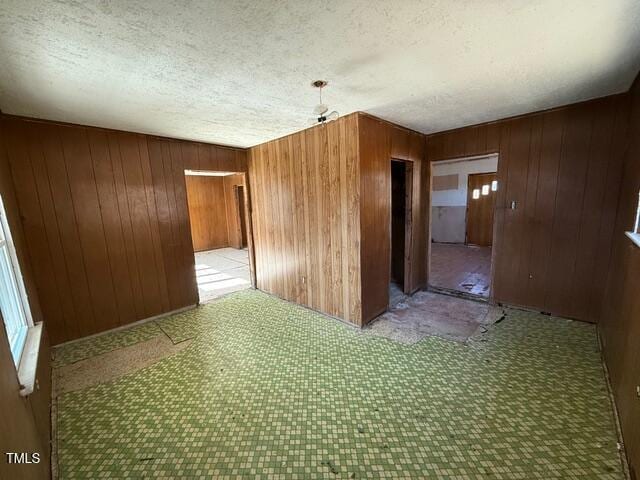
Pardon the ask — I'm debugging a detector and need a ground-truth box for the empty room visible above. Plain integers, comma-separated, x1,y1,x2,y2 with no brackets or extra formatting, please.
1,2,639,479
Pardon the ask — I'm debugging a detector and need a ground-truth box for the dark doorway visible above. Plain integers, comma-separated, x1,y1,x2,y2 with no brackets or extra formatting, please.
390,160,413,302
391,161,406,288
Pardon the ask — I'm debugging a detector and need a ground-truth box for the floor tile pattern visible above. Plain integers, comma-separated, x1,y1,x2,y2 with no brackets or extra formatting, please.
53,322,163,367
55,290,623,479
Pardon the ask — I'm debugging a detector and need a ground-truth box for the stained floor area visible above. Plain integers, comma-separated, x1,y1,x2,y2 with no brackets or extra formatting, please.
194,247,251,303
368,284,501,344
430,243,492,297
53,290,623,479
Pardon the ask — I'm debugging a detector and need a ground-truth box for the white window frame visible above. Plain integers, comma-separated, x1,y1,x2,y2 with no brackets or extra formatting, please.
0,195,33,366
626,190,640,248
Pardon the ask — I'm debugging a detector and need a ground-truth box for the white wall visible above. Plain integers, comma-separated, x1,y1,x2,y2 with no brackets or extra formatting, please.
431,155,498,207
431,155,498,243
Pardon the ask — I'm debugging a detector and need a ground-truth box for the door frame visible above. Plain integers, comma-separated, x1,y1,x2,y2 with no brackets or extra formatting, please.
233,184,247,248
427,153,500,302
389,158,414,295
184,170,257,305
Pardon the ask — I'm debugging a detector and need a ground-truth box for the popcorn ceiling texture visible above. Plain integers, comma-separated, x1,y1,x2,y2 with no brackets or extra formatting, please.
1,1,640,147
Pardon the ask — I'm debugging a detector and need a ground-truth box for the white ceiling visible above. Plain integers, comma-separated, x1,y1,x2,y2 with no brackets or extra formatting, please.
1,1,639,148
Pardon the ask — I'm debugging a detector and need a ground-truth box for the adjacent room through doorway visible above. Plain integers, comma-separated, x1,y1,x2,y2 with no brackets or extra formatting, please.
184,170,253,303
429,155,498,299
389,159,412,305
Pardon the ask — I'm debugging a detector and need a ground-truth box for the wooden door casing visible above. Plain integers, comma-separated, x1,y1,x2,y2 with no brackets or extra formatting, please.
235,185,248,248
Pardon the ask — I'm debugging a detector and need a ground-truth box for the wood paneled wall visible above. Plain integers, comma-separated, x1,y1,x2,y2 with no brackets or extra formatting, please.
248,114,362,325
185,176,229,252
0,115,246,344
359,114,428,324
0,134,51,479
223,173,247,249
600,75,640,479
426,94,630,323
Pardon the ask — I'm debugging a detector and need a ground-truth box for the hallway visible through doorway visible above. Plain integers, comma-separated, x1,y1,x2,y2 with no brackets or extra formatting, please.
429,155,497,299
194,248,251,303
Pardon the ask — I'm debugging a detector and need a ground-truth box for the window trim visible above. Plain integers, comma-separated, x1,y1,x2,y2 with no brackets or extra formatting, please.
626,190,640,248
0,195,33,366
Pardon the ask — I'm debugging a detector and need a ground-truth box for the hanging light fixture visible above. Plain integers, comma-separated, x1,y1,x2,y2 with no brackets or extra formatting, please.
308,80,339,125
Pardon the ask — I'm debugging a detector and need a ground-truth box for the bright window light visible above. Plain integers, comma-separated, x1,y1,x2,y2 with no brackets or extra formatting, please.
472,188,480,199
634,190,640,234
481,184,489,195
625,190,640,248
491,180,498,191
185,169,235,177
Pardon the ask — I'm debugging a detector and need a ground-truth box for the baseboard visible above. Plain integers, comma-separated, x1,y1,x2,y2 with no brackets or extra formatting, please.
596,328,632,480
52,304,197,347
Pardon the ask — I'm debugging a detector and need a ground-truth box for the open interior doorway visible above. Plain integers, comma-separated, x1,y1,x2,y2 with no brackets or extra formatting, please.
390,159,413,306
184,170,254,303
233,185,248,248
428,155,498,299
369,156,498,345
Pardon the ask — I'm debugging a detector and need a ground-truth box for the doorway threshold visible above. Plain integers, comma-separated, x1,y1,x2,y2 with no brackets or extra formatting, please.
428,285,489,304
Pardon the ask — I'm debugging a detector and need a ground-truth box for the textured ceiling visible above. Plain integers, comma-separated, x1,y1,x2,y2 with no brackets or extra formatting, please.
1,1,639,148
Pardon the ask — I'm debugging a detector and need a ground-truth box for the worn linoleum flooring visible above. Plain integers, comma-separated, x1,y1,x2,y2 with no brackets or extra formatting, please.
430,243,492,297
54,289,623,479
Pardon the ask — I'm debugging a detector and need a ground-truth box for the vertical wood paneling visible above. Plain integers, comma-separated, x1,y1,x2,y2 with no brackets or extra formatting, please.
525,109,566,309
0,120,51,479
108,131,147,321
87,129,137,326
426,95,629,323
27,124,78,337
5,121,69,337
358,115,429,325
568,99,617,320
544,105,594,317
139,137,171,313
358,116,391,323
223,173,246,249
247,114,361,325
0,115,246,343
184,176,229,251
600,75,639,479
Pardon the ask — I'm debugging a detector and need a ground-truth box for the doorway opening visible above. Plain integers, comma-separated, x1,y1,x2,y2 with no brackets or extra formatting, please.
390,159,413,306
428,154,498,299
234,185,248,248
184,170,254,304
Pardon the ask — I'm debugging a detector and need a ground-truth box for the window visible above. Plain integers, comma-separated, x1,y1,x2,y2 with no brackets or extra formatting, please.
491,180,498,191
634,190,640,233
481,184,490,196
472,188,480,199
627,190,640,248
0,195,32,366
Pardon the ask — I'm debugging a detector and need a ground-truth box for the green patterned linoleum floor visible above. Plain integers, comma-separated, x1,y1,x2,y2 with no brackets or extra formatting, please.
54,289,624,479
